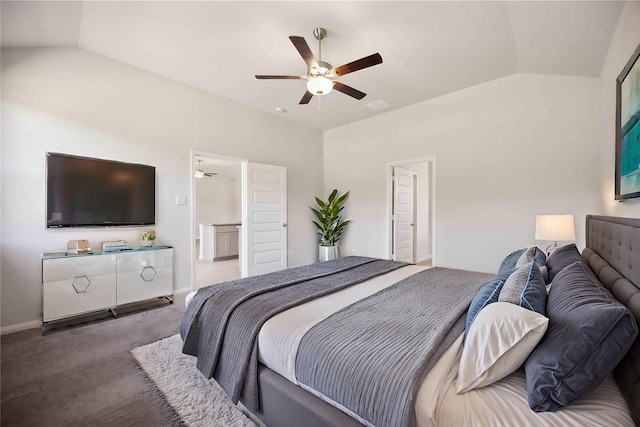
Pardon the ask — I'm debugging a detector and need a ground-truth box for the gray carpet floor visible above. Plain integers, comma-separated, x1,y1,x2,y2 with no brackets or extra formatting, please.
1,297,187,426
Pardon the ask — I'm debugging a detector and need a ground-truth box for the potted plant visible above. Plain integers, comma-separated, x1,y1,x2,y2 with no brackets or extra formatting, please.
140,231,156,248
310,189,351,261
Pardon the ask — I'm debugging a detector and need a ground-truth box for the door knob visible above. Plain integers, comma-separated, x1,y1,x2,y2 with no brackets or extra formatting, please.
283,223,287,227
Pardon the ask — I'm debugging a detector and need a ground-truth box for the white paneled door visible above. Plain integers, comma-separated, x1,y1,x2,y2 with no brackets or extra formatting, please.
393,167,415,263
242,162,288,277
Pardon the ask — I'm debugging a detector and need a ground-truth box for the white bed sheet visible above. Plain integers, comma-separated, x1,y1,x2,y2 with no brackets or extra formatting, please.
187,266,635,426
416,334,635,427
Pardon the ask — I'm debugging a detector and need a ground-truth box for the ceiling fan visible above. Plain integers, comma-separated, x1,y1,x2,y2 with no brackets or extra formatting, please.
195,160,217,178
255,28,383,104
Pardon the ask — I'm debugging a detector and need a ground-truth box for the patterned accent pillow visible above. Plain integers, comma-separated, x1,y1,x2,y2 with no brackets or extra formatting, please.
517,247,548,283
516,247,536,266
498,262,547,315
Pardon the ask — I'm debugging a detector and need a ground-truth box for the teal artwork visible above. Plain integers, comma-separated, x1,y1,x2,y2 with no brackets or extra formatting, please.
616,44,640,200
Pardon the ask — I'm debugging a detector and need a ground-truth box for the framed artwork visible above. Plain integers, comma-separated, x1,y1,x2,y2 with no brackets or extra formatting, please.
616,43,640,200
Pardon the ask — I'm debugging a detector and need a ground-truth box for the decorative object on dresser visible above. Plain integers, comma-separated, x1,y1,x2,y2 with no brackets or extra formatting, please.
41,246,173,333
311,189,351,262
615,42,640,201
66,239,90,254
534,214,576,255
140,231,156,248
102,240,129,252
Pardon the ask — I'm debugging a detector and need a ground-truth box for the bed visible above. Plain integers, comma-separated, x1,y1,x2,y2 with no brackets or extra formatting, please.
181,215,640,427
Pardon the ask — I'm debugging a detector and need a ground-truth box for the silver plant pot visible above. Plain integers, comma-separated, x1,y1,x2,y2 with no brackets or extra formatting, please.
319,245,339,262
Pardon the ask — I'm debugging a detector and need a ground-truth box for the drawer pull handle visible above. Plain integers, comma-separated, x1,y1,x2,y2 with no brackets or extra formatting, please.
140,266,157,282
72,275,91,293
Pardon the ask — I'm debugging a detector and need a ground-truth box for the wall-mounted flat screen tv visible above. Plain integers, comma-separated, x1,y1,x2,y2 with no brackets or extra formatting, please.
47,153,156,228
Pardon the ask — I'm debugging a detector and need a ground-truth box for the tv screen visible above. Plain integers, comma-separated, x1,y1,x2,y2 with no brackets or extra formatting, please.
46,153,156,228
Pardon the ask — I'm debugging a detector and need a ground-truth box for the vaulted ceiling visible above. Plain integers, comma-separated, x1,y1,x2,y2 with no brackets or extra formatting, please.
1,1,624,130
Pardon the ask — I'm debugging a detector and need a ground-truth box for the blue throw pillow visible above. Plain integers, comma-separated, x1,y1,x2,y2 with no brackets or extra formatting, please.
498,249,525,275
499,247,548,283
498,262,547,315
524,261,638,412
464,272,509,342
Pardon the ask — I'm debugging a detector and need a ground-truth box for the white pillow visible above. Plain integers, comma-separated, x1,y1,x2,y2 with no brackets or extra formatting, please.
456,302,548,393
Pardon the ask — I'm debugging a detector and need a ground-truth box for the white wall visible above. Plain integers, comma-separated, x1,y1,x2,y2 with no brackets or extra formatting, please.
324,74,602,273
1,47,323,329
599,0,640,217
195,176,240,227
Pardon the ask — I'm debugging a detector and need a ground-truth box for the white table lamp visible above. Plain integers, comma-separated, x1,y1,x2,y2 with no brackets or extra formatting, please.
535,214,576,255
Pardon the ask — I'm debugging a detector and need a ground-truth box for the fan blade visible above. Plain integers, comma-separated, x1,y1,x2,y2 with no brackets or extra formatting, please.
204,172,217,177
299,91,314,105
289,36,319,70
333,81,366,100
255,75,304,79
332,53,383,76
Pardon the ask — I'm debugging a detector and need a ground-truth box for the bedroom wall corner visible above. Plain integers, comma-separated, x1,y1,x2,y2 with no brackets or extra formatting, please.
599,0,640,217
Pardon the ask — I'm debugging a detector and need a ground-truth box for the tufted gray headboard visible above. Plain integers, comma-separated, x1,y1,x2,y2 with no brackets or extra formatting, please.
583,215,640,425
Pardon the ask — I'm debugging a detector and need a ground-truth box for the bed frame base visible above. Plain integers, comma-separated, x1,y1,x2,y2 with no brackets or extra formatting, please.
253,364,363,427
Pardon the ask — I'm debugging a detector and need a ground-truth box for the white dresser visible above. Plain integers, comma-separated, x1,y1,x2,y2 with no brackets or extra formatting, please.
42,247,173,327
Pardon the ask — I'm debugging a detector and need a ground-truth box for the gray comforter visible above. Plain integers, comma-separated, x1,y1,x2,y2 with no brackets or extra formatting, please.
180,256,407,409
295,267,492,427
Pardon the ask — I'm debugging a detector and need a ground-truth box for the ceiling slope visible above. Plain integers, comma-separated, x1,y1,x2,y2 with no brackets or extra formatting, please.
0,1,624,130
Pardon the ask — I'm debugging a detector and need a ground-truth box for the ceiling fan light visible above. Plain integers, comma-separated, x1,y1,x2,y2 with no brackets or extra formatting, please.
194,169,205,179
306,76,333,96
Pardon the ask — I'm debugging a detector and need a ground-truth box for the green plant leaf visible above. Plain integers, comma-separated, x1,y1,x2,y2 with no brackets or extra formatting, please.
315,197,327,209
310,189,351,248
335,191,349,205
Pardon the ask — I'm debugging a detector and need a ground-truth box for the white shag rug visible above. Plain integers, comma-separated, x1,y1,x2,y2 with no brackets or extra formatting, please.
132,334,261,427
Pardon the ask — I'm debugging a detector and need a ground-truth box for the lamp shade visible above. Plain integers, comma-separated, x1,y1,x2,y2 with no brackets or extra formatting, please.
535,215,576,242
306,76,333,96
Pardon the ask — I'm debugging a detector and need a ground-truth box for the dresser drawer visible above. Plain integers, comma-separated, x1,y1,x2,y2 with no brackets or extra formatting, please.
116,249,173,305
43,254,116,282
116,269,172,305
43,275,116,322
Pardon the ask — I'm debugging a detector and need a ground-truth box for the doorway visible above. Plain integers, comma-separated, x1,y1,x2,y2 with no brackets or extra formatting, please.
190,151,289,291
191,151,245,290
386,157,436,265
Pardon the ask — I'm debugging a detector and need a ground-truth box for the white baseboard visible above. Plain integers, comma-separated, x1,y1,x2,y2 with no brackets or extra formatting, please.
174,286,193,297
173,286,195,306
1,319,41,335
2,288,194,335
